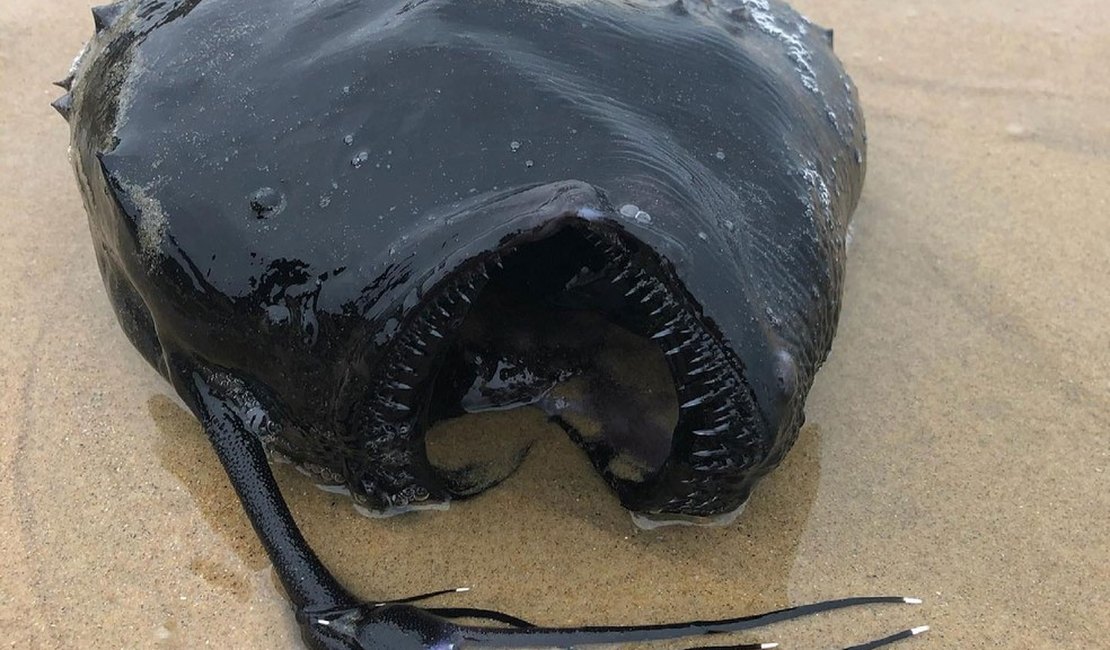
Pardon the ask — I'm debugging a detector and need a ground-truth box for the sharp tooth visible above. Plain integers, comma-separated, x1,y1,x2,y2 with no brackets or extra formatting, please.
697,458,735,471
665,340,691,356
680,395,707,409
692,423,730,436
624,278,651,297
690,350,715,364
651,327,674,339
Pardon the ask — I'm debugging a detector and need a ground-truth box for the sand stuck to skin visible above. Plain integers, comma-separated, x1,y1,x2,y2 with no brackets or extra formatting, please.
2,1,1107,647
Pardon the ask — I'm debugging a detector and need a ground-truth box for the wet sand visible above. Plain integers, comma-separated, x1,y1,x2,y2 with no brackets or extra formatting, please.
2,1,1107,647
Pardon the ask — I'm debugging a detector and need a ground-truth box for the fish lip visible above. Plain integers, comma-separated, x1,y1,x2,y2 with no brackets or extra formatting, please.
348,182,770,518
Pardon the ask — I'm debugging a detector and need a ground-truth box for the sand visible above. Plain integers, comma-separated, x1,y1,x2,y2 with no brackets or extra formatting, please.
1,1,1107,648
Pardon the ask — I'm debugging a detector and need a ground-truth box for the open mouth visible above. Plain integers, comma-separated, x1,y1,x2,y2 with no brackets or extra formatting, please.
356,216,761,521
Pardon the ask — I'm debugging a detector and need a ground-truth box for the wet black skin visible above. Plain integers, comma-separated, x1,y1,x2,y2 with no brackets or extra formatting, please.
54,0,927,647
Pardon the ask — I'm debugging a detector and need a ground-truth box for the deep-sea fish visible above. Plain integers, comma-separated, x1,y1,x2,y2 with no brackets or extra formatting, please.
54,0,927,647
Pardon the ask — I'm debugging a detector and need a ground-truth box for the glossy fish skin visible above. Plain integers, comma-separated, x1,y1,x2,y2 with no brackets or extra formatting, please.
57,1,875,647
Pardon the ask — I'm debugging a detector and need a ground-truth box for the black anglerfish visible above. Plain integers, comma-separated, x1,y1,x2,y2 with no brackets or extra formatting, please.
54,0,927,647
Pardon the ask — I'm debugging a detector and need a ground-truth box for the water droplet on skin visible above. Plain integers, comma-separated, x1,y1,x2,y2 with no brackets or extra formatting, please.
318,194,332,208
634,210,652,224
266,304,290,324
510,140,521,152
698,231,708,241
722,219,735,232
351,151,369,168
342,85,351,94
249,187,286,219
343,134,354,146
524,159,534,168
716,150,726,160
619,204,640,218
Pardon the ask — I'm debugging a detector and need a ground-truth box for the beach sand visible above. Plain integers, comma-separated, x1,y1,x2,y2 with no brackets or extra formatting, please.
2,1,1107,647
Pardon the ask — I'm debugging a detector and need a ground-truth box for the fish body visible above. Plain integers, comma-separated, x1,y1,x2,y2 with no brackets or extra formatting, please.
56,2,894,648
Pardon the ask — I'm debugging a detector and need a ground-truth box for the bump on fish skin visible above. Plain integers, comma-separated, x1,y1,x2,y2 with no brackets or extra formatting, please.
50,93,73,120
728,7,752,23
91,3,125,33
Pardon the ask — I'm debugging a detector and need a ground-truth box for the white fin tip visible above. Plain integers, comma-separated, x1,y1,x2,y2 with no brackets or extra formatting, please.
911,625,930,635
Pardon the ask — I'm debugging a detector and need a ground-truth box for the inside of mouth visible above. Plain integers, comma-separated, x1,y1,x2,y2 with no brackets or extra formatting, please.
371,218,751,514
423,224,680,487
